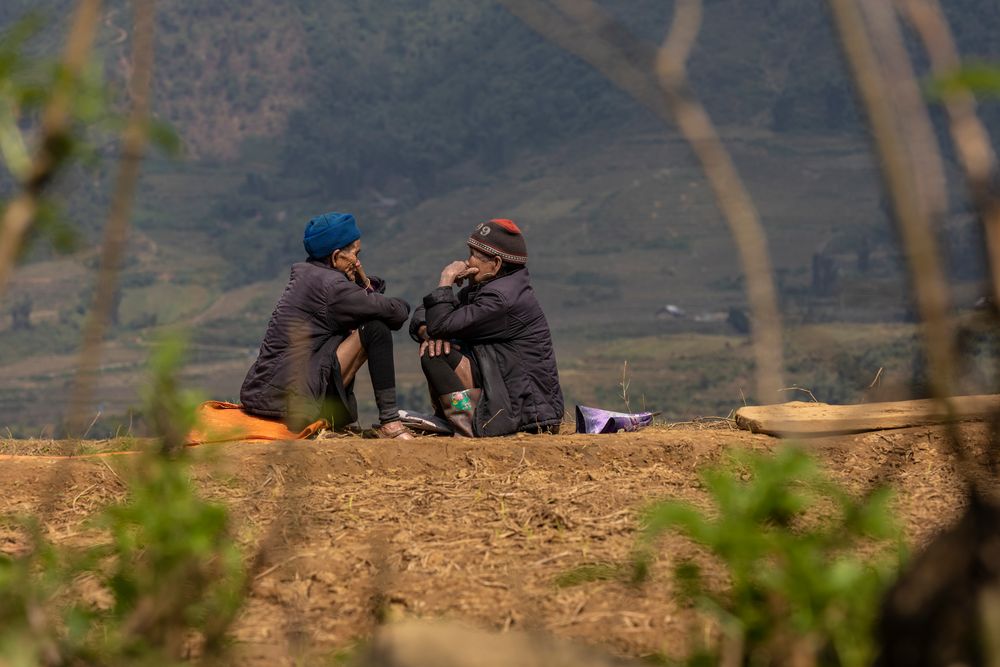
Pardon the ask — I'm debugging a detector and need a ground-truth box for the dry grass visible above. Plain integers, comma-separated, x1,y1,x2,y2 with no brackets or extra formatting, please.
0,424,979,664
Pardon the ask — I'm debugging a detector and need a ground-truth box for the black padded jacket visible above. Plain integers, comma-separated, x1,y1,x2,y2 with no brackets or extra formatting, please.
241,259,409,429
409,268,563,436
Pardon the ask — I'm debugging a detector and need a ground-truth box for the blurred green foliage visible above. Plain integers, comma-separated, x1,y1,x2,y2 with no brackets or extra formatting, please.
0,11,115,256
0,7,179,262
927,62,1000,100
142,333,204,452
636,446,903,667
0,336,246,665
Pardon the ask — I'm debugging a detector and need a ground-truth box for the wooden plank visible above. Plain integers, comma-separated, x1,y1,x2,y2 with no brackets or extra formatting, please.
734,394,1000,437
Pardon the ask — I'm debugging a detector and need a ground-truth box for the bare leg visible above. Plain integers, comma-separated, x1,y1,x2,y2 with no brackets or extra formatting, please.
336,330,367,386
455,356,474,390
419,348,476,415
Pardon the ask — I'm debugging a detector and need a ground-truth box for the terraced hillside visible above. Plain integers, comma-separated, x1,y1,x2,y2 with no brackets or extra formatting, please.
2,1,998,432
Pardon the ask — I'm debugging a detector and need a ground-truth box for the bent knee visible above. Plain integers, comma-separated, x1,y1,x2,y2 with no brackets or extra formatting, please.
362,319,390,334
420,351,448,372
359,319,391,347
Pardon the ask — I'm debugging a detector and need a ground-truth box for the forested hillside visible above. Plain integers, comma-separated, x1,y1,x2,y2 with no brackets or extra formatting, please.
157,0,1000,187
2,0,1000,432
9,0,1000,263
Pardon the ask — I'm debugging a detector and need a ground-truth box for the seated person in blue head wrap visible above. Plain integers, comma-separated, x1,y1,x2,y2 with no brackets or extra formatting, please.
240,212,415,439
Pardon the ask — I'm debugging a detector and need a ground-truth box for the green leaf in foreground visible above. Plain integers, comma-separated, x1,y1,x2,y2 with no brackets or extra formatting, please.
926,62,1000,100
632,446,904,667
0,336,246,665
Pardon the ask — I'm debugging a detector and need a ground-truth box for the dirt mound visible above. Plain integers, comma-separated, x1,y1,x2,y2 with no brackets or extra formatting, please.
0,424,979,664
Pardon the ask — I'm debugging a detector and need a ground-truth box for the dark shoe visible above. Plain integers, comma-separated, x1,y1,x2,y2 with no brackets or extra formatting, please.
439,388,482,437
370,420,416,440
399,410,454,436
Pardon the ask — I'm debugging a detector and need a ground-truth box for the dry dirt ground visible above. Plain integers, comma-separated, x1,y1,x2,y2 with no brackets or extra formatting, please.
0,423,986,664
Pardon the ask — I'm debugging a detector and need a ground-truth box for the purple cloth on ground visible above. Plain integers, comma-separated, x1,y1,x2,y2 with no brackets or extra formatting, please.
575,405,655,434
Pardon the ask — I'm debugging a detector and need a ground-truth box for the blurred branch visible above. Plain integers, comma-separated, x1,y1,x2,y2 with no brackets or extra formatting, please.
898,0,1000,308
498,0,783,400
826,0,956,402
0,0,103,298
655,0,783,400
498,0,666,115
67,0,155,436
657,0,701,79
860,0,948,221
0,103,31,180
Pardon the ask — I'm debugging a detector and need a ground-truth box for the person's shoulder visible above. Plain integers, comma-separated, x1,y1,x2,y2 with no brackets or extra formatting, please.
471,281,513,308
293,260,346,280
292,260,325,275
485,270,530,296
290,261,353,296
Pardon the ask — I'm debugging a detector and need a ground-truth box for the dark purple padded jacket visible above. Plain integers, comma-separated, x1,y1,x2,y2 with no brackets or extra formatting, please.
409,268,564,436
241,259,409,430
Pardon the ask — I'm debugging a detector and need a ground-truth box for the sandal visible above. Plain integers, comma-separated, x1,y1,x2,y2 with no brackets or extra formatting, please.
368,420,416,440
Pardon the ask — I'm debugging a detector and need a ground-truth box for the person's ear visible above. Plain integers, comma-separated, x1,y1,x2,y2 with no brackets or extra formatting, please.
330,250,340,268
492,257,502,274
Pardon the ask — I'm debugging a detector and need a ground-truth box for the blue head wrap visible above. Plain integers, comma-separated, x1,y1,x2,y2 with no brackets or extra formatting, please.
303,212,361,259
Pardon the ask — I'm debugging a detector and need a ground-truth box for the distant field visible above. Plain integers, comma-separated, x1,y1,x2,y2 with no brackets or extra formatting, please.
0,319,951,437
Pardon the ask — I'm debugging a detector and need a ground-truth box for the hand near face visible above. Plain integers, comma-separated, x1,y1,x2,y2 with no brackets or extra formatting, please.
439,260,478,287
355,260,371,289
333,240,363,281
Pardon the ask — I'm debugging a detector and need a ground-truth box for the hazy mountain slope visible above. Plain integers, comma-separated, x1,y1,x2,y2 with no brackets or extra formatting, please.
2,1,999,431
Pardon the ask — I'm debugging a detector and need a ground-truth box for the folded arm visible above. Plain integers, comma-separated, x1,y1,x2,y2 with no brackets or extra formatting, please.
423,287,507,341
330,279,410,331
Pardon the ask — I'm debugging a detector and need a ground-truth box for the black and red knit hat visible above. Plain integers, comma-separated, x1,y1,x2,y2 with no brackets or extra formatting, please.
467,219,527,264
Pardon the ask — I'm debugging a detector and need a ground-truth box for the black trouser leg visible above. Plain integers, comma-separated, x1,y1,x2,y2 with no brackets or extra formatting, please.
420,348,469,395
359,321,399,424
421,349,480,437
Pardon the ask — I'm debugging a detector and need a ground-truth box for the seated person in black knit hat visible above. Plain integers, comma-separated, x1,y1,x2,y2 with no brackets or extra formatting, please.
409,219,564,437
241,211,415,439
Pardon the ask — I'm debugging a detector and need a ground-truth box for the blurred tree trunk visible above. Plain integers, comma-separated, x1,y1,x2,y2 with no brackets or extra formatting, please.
67,0,156,436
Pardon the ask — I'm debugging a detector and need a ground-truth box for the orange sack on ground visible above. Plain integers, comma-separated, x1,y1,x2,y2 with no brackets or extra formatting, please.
186,401,327,445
